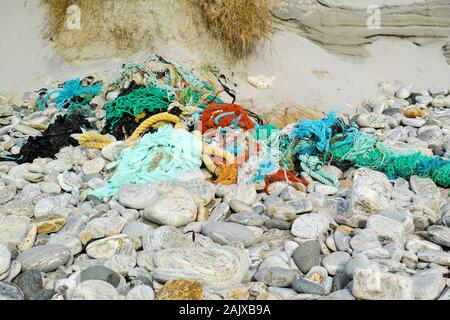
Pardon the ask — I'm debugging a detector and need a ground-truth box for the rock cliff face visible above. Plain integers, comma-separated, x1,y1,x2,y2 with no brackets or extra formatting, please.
271,0,450,56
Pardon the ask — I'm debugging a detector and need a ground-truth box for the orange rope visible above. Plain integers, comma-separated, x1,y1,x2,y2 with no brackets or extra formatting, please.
264,169,308,193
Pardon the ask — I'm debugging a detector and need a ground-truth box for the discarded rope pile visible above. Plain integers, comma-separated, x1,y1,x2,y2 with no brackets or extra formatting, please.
37,78,102,112
330,130,450,188
5,54,447,202
88,125,203,199
288,113,450,188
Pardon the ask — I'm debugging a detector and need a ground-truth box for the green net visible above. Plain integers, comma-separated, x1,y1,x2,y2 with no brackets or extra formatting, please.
105,86,175,129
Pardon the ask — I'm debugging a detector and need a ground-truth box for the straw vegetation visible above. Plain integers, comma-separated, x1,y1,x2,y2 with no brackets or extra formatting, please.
41,0,272,63
191,0,273,58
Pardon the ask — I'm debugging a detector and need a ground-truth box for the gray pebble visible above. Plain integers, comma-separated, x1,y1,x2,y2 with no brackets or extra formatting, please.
13,270,43,300
202,222,256,247
0,281,23,300
254,267,298,287
17,245,72,273
292,241,321,274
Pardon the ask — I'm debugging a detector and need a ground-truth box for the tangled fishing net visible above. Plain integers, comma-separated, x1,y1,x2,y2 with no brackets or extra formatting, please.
88,125,203,199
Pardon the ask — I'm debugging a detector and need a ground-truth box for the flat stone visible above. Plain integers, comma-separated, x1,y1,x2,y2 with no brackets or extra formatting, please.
333,231,352,253
264,218,291,230
331,272,351,292
258,254,290,270
314,184,338,196
36,217,66,234
44,159,72,174
143,188,197,227
409,176,445,229
384,242,404,262
71,280,122,300
208,203,230,222
429,87,448,97
229,199,252,213
291,213,330,239
279,186,305,201
347,169,392,224
426,225,450,248
86,234,136,259
413,269,446,300
58,213,88,237
417,249,450,266
142,226,180,251
126,285,155,300
12,270,43,300
292,241,321,274
254,267,298,287
352,269,414,300
0,200,34,218
34,194,72,219
356,113,390,128
82,158,105,175
223,184,257,205
378,208,414,235
30,289,56,300
229,213,267,227
322,252,351,276
39,181,61,194
79,216,126,244
17,244,71,272
345,255,379,279
57,172,81,192
0,215,30,246
366,214,406,245
266,202,296,221
157,279,204,300
0,185,16,204
166,230,216,250
117,184,159,210
415,95,433,105
439,288,450,300
152,267,205,283
47,233,82,255
159,179,216,207
286,199,313,214
350,230,382,252
401,118,425,127
292,266,332,295
153,246,250,288
323,289,355,300
202,222,256,247
0,244,11,275
80,266,121,288
0,281,23,300
417,125,444,149
406,238,442,253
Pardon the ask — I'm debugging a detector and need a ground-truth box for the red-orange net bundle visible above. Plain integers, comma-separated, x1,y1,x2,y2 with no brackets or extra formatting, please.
264,169,309,193
201,103,256,133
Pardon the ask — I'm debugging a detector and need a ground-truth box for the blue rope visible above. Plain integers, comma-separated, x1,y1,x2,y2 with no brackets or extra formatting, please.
37,78,102,111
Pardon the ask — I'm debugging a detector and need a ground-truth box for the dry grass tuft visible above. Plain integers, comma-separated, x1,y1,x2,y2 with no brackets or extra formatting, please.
40,0,154,63
190,0,273,59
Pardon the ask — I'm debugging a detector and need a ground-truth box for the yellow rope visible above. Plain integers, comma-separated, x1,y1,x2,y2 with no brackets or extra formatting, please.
202,142,236,176
78,132,114,149
78,114,235,182
78,113,181,149
128,112,180,141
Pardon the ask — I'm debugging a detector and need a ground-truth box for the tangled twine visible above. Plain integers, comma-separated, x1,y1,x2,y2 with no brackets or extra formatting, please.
37,78,102,112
